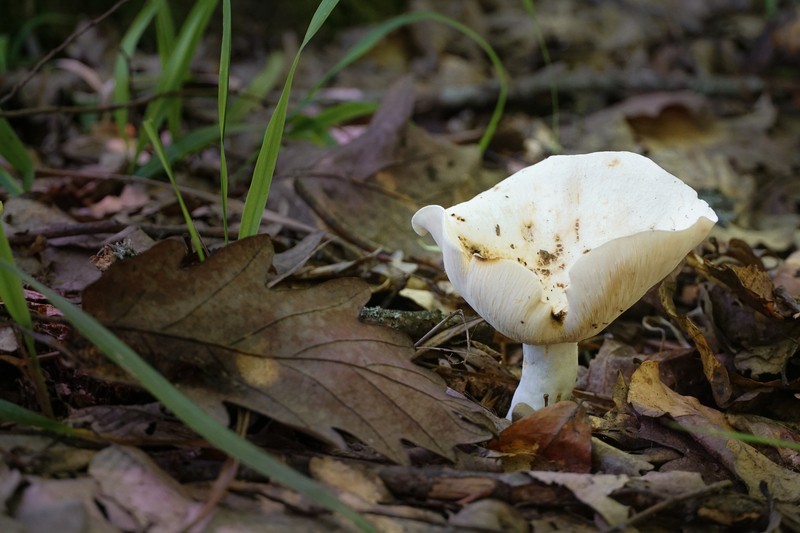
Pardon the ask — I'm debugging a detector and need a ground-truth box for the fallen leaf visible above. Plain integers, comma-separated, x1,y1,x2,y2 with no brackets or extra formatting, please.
487,401,591,473
289,77,502,259
80,236,493,463
527,471,630,526
89,446,202,532
11,475,113,533
727,413,800,471
629,360,800,502
659,278,732,406
590,437,654,476
625,470,709,497
66,403,199,445
267,230,328,287
691,254,781,319
708,284,799,379
449,499,528,533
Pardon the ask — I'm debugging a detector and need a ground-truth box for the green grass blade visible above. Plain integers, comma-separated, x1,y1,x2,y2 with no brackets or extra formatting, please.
142,120,206,262
0,260,376,533
0,34,9,73
293,11,508,154
0,399,80,437
0,117,34,191
141,0,218,139
218,0,232,243
155,0,176,68
112,0,160,141
238,0,340,239
0,202,33,339
0,167,24,196
288,100,378,144
134,123,259,179
0,202,51,417
155,0,180,136
669,421,800,452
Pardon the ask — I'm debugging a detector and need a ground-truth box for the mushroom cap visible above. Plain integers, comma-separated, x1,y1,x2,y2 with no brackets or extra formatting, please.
412,151,717,345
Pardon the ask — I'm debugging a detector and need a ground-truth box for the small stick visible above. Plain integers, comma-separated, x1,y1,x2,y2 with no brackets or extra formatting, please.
602,480,733,532
0,0,134,106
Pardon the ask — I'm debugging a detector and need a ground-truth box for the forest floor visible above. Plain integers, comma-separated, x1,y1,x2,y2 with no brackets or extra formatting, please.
1,1,800,531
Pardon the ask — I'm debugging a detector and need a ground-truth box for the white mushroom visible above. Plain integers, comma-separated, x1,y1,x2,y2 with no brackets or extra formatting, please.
412,151,717,418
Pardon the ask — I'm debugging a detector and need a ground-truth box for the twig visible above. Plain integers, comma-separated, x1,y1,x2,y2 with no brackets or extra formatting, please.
7,220,229,245
0,91,180,118
602,480,733,532
0,0,134,107
413,66,772,111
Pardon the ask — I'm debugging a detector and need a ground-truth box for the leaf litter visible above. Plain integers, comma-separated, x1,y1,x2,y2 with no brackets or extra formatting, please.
79,234,493,464
2,0,800,531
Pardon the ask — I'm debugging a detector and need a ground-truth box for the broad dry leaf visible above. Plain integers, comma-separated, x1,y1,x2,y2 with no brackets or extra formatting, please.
89,446,200,533
659,279,731,406
487,401,591,473
81,236,493,463
727,414,800,471
527,471,630,526
629,361,800,502
291,77,502,259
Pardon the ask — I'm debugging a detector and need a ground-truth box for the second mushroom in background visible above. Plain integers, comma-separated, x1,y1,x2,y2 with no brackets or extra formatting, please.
412,151,717,419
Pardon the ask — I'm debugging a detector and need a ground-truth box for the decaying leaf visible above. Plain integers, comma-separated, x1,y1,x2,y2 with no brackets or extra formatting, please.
727,414,800,471
629,360,800,502
487,401,591,473
689,252,781,318
89,446,201,532
81,236,494,463
527,471,630,526
659,278,732,406
290,77,502,259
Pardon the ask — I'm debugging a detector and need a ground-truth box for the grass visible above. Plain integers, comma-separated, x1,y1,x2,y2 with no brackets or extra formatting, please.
0,259,376,533
142,119,207,261
0,1,512,530
238,0,340,238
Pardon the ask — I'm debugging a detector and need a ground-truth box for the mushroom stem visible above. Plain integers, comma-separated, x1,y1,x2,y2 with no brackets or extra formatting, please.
506,342,579,418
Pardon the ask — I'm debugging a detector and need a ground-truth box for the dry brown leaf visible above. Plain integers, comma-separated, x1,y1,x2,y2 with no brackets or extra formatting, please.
629,361,800,502
89,446,200,532
66,404,199,446
727,414,800,471
527,471,630,526
290,77,502,259
708,284,799,379
659,279,732,406
80,236,493,463
487,401,591,473
706,261,780,318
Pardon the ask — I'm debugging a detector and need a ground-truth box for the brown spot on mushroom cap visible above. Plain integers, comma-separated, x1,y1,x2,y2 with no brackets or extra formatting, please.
495,224,501,236
538,249,557,265
608,158,620,167
458,234,498,261
551,310,567,323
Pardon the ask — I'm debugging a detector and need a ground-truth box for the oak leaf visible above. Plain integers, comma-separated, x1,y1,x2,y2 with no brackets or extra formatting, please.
487,401,591,473
81,236,493,463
